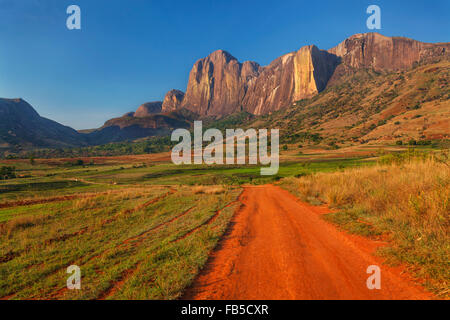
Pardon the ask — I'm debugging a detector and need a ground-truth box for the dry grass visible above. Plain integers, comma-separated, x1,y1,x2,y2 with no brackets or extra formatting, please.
282,154,449,296
0,215,50,238
192,185,226,195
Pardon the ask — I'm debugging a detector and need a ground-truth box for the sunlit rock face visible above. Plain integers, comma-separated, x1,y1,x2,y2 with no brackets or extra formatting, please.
328,32,449,71
243,45,339,115
180,50,261,117
162,89,185,113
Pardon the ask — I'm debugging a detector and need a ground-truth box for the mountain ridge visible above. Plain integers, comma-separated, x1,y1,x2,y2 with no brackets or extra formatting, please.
1,32,448,153
166,32,449,117
0,98,87,151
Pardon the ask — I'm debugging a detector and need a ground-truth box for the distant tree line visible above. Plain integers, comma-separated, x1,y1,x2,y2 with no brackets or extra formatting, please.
1,136,175,159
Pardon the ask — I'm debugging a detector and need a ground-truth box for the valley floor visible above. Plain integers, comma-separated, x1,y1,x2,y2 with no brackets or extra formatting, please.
0,147,447,300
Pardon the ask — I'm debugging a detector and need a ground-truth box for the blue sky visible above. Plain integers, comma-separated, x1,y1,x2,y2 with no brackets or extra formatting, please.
0,0,448,129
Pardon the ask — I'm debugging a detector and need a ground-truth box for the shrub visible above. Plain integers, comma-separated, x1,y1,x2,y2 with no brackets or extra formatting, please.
0,166,16,180
417,140,432,146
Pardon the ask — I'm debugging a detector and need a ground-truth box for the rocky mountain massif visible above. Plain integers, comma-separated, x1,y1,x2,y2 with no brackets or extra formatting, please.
1,33,448,152
165,33,449,117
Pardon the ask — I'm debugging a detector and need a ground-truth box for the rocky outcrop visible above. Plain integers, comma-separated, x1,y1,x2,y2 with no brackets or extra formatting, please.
180,50,261,117
327,33,450,85
243,45,339,115
134,101,162,117
162,89,185,112
328,33,449,71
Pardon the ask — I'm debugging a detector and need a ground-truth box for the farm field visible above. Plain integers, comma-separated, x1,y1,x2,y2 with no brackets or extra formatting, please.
0,145,448,299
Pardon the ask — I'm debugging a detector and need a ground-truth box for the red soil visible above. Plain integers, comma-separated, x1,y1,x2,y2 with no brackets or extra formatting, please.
183,185,433,300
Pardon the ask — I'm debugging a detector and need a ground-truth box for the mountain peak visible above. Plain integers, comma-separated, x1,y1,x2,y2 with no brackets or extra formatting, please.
162,89,185,113
134,101,163,118
0,98,84,149
208,49,237,62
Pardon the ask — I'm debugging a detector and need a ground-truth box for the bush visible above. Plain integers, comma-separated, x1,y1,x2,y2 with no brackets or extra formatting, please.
396,140,403,146
0,166,16,180
417,140,432,146
407,104,421,110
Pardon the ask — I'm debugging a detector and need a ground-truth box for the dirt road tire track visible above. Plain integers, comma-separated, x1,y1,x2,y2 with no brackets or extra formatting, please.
183,185,433,300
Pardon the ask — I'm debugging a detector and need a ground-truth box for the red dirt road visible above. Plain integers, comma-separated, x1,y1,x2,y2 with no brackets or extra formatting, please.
183,185,433,300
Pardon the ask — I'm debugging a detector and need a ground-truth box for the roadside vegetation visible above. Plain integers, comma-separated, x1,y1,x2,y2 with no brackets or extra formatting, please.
281,150,450,297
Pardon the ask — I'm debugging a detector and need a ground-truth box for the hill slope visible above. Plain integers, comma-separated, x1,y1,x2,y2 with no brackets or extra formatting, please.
86,109,194,144
0,98,87,151
214,58,450,146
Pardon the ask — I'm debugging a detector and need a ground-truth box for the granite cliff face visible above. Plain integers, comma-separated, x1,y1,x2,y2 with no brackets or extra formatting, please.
162,89,185,112
166,33,449,117
180,50,261,117
327,33,450,85
243,45,339,115
328,33,449,71
176,45,339,116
